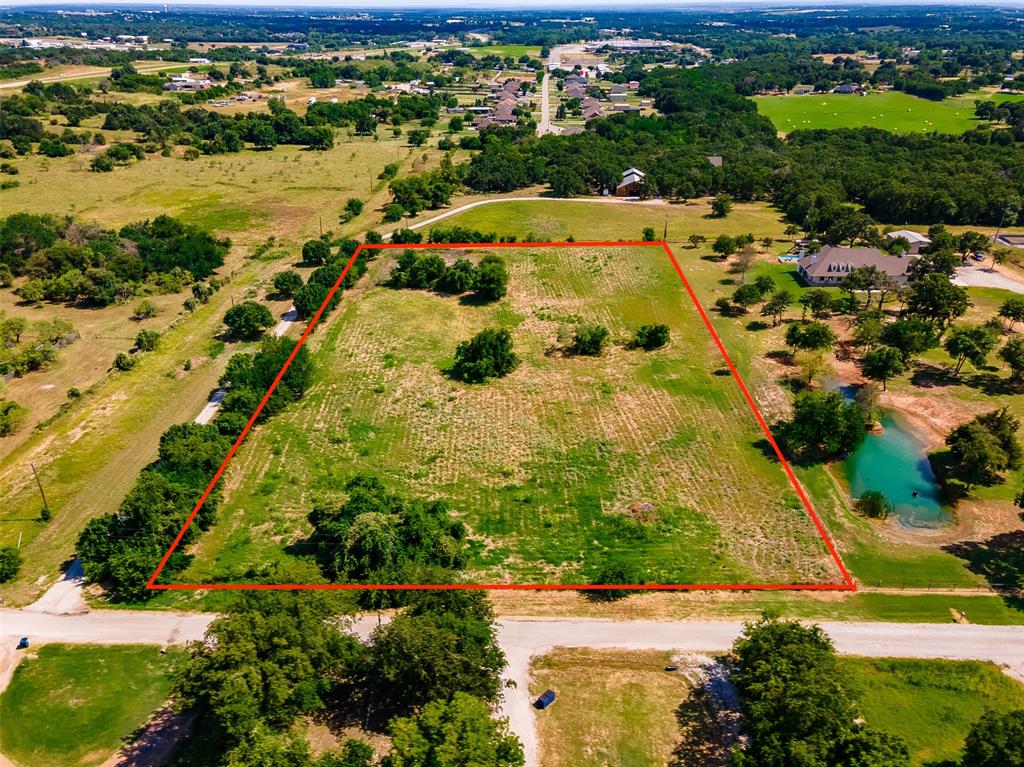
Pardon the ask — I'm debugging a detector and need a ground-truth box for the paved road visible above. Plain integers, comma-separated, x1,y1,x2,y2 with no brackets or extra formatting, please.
537,72,559,136
3,608,1021,767
953,265,1024,294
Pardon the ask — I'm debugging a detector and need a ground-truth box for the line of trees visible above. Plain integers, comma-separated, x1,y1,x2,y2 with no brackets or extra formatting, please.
389,250,508,302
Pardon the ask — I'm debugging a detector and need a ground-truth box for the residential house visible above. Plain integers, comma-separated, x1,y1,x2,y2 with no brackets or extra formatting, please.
615,167,645,197
628,80,640,90
885,229,931,255
797,245,914,286
707,155,723,167
566,82,586,100
791,84,814,95
834,83,862,95
583,104,605,122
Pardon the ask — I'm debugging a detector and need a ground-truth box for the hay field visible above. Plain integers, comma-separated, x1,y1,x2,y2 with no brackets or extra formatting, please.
178,245,840,586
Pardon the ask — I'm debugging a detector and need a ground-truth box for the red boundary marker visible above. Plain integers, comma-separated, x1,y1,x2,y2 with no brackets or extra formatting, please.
147,241,856,593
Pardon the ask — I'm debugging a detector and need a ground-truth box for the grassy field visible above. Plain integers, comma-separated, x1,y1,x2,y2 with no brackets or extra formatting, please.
0,644,185,767
530,649,714,767
465,44,541,59
175,244,839,587
0,128,457,605
529,650,1024,767
842,657,1024,765
753,89,1024,135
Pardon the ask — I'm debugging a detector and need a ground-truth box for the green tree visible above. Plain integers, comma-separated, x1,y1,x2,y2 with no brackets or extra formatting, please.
272,270,304,298
799,289,832,320
999,297,1024,332
641,226,657,242
945,408,1022,490
223,301,275,340
385,693,523,767
711,234,736,259
944,324,999,375
854,489,894,519
369,592,507,712
0,545,21,582
572,323,609,356
451,328,518,383
472,254,508,302
785,321,837,353
251,122,278,150
710,194,733,218
961,709,1024,767
880,318,938,363
732,283,764,311
906,273,969,333
1000,336,1024,380
761,290,792,326
302,238,331,266
861,345,906,390
778,389,866,460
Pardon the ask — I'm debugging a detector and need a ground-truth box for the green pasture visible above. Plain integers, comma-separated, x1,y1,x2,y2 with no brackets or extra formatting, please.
0,644,185,767
753,89,1024,135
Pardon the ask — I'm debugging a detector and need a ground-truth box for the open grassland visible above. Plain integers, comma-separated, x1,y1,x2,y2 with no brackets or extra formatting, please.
530,649,714,767
422,201,1022,599
465,44,542,59
0,644,185,767
177,245,839,587
0,129,457,605
842,657,1024,766
753,89,1024,135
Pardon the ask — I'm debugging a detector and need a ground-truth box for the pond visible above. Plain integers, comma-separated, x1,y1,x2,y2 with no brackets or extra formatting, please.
822,378,952,528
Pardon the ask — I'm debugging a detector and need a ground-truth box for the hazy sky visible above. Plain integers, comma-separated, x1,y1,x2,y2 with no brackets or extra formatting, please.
4,0,1018,7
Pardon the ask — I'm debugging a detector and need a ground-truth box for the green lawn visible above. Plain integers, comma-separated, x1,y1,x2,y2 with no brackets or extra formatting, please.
842,657,1024,766
0,644,185,767
464,44,541,59
753,89,1024,135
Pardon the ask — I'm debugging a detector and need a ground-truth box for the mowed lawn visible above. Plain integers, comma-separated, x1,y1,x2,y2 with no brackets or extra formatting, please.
179,245,838,587
753,89,1023,135
530,649,715,767
841,657,1024,766
0,644,185,767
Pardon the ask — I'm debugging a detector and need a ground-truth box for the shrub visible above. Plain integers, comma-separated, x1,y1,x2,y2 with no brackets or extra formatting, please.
113,352,136,371
854,489,894,519
572,323,610,356
0,400,26,436
134,328,160,352
451,328,518,383
472,254,508,302
0,545,21,582
629,324,669,350
133,299,158,318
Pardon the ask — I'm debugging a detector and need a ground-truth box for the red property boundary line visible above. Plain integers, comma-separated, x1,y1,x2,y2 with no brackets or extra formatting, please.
147,240,857,593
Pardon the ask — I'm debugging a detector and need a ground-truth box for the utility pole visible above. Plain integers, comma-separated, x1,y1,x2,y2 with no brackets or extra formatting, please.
30,462,48,515
319,216,324,238
663,211,669,242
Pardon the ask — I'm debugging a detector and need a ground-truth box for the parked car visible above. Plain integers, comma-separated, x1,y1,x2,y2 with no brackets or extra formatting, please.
534,689,556,709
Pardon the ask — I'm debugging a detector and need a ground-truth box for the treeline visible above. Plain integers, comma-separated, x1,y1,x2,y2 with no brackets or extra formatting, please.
442,68,1023,228
171,590,522,767
77,423,230,600
0,213,228,306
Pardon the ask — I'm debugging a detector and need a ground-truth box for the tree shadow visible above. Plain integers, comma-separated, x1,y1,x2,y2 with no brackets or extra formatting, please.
745,321,770,332
668,687,731,767
943,530,1024,610
765,349,795,365
457,293,496,308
